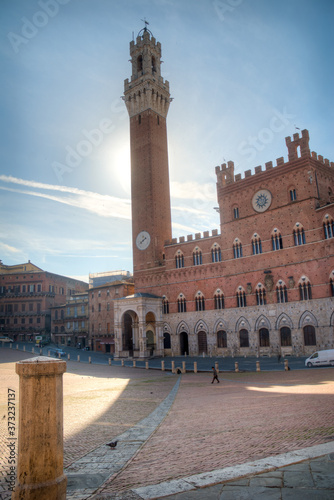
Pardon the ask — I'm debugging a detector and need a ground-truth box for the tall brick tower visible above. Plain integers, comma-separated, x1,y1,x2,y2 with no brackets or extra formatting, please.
124,27,172,273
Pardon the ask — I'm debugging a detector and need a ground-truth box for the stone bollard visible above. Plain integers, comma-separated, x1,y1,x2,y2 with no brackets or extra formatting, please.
31,348,34,354
202,352,205,358
10,343,13,349
16,344,19,350
23,346,26,352
256,360,260,372
12,356,67,499
67,354,70,361
284,359,289,371
77,355,80,362
48,350,50,357
215,361,219,374
121,359,124,367
88,356,91,364
182,361,186,373
145,361,149,370
235,361,239,373
194,361,197,373
40,349,43,355
161,361,165,371
171,361,175,374
108,358,111,366
133,360,136,368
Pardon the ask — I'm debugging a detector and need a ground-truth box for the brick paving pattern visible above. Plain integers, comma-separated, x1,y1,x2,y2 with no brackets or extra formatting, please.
101,370,334,495
1,349,334,499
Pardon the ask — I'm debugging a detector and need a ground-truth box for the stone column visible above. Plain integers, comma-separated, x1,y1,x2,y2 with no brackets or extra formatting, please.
13,356,67,500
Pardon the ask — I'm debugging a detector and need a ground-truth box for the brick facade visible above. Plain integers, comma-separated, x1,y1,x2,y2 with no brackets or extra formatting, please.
116,30,334,359
0,261,88,342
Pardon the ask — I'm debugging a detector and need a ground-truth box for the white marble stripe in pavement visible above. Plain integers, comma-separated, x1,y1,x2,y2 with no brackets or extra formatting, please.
131,441,334,499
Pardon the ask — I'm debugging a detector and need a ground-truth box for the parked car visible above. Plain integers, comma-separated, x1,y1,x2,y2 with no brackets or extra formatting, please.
305,349,334,367
0,336,14,343
49,348,66,357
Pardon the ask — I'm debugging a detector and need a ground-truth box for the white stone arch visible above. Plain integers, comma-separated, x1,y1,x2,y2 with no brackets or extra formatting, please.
275,313,294,330
330,311,334,327
176,321,190,335
163,322,172,335
214,318,229,333
299,310,318,328
235,316,251,332
194,319,209,334
255,315,271,331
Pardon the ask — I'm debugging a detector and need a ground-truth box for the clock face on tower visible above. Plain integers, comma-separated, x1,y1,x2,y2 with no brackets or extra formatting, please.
252,189,272,213
136,230,151,250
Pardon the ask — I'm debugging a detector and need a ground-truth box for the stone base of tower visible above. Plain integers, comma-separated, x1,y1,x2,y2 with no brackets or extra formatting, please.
113,293,164,360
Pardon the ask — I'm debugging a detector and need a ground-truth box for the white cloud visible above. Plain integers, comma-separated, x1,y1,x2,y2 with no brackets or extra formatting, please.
0,176,131,220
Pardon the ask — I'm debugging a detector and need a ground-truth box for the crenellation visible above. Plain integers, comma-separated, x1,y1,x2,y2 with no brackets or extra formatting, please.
255,165,262,174
312,151,317,159
324,159,330,167
318,155,324,163
235,173,242,181
187,234,193,241
265,161,273,170
203,231,209,238
245,169,252,178
195,233,201,240
179,236,185,243
276,157,284,166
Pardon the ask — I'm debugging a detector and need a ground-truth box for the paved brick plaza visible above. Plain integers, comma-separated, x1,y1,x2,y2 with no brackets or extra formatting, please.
1,350,333,498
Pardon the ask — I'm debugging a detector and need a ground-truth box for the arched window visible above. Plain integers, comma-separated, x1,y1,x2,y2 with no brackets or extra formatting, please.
61,309,64,319
175,251,184,268
217,330,227,348
276,281,288,303
193,248,202,266
323,215,334,239
55,310,58,320
299,277,312,300
55,326,58,333
236,287,246,307
233,207,239,219
233,239,243,258
293,223,306,246
137,55,143,72
162,297,169,314
280,327,292,346
259,328,270,347
211,244,221,262
255,284,266,305
214,290,224,310
289,188,297,201
151,56,156,72
177,295,186,313
330,275,334,297
252,234,262,255
303,325,316,346
239,329,249,348
195,292,205,312
271,228,283,250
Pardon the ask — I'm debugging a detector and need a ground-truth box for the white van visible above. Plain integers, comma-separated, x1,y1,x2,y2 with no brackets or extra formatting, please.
305,349,334,367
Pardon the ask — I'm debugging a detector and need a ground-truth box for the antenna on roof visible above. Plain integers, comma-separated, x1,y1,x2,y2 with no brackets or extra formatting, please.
141,18,149,31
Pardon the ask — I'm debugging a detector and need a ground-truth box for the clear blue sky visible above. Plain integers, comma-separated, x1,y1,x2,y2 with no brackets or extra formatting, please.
1,0,333,282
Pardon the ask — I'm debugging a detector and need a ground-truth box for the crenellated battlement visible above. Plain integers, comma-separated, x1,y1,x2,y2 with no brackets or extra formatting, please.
216,129,333,186
165,229,219,247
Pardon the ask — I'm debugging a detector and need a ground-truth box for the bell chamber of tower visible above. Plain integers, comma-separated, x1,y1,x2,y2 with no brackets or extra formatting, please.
124,29,172,274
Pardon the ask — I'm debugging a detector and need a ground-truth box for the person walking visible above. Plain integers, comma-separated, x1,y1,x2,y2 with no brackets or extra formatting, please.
211,366,220,384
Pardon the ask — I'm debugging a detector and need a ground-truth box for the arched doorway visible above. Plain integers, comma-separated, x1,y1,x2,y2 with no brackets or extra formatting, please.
280,327,292,346
198,331,207,354
146,329,155,355
180,331,189,355
123,313,133,355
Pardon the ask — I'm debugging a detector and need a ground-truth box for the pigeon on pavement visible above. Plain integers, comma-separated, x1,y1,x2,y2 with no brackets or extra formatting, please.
106,440,118,449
